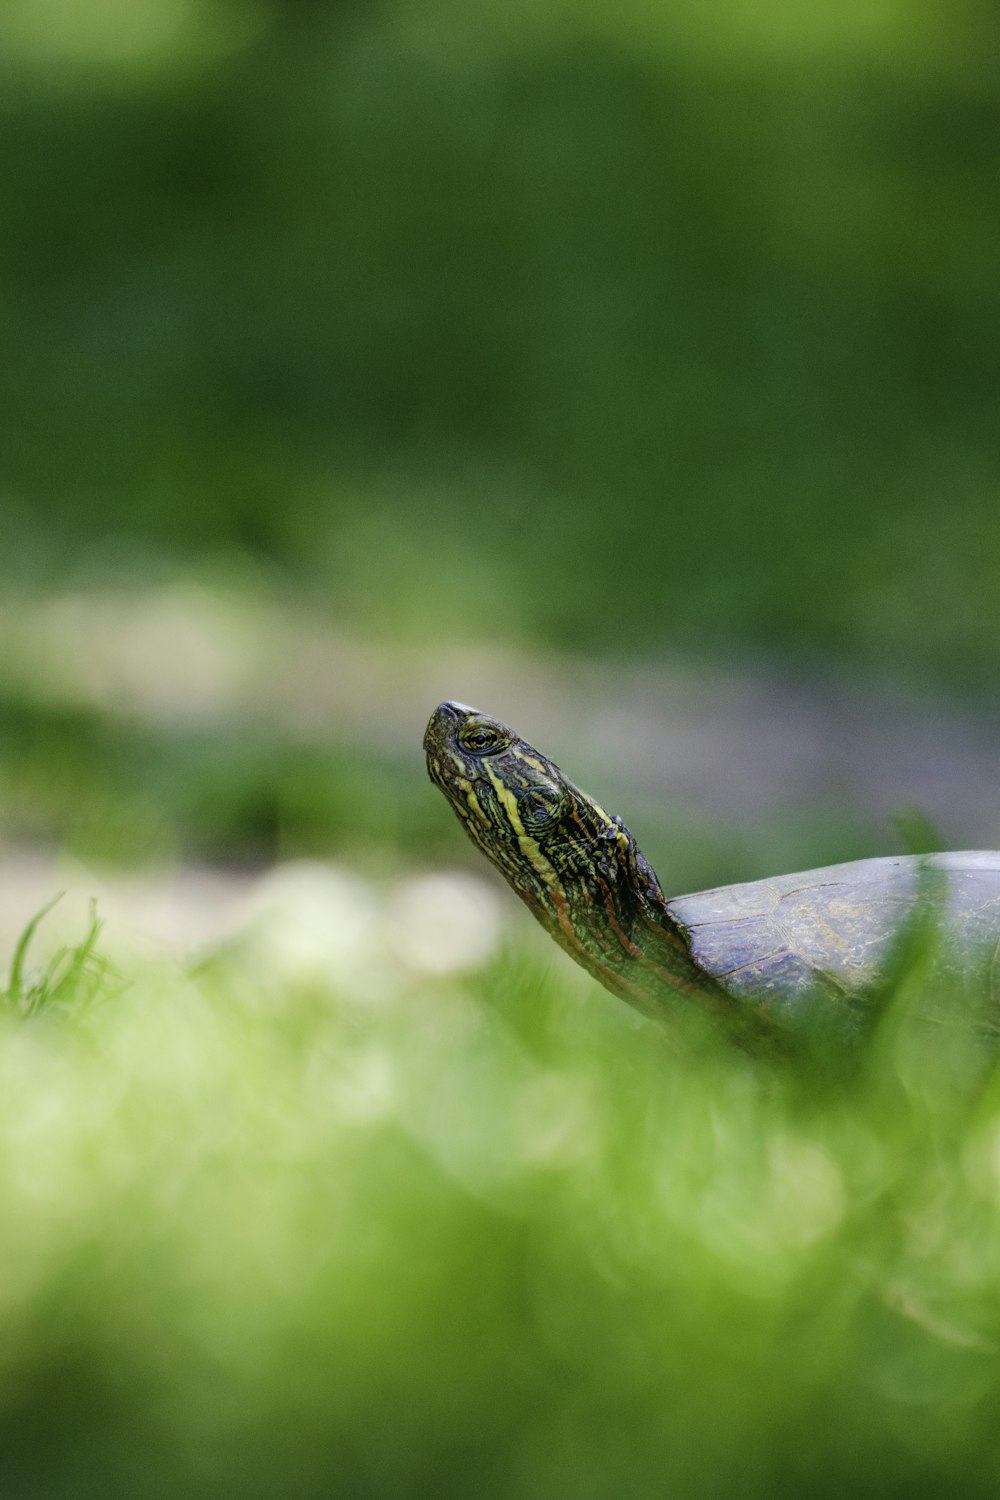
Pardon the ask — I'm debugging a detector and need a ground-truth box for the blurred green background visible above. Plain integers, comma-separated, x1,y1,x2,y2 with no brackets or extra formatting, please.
3,0,999,661
3,3,1000,1496
1,0,999,877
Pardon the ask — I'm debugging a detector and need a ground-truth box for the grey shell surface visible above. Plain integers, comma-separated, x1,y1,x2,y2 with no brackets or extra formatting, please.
666,852,1000,1014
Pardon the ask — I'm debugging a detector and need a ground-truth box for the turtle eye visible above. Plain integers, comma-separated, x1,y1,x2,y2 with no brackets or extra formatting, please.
458,720,509,755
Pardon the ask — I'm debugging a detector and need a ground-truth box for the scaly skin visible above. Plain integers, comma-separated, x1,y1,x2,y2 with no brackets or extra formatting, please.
423,700,744,1032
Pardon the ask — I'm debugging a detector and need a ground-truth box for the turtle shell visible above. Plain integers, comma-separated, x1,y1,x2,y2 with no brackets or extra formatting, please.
666,851,1000,1015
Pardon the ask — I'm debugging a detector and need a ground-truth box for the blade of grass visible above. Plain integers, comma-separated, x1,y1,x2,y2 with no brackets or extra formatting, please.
5,891,64,1011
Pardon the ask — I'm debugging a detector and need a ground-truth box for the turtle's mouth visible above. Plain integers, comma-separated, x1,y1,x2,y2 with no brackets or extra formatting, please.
422,701,454,757
422,700,484,757
422,703,483,811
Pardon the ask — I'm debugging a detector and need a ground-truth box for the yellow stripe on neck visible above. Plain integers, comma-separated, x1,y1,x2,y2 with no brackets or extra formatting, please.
483,762,563,889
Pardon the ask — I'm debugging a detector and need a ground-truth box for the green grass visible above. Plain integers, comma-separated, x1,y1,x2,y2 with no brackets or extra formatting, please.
3,900,1000,1498
0,893,114,1019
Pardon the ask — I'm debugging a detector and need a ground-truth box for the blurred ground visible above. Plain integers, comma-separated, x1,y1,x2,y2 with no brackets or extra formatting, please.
1,581,998,1011
2,583,998,883
10,586,1000,827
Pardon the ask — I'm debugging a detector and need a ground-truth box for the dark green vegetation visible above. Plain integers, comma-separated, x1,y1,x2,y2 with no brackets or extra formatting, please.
2,0,999,683
4,915,1000,1500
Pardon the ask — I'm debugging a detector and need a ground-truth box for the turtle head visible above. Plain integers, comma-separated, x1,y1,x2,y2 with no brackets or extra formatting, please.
423,702,695,1010
423,701,608,878
425,702,779,1041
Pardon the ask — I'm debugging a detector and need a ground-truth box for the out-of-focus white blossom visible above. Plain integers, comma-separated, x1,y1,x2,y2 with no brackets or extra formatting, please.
0,852,507,996
386,871,502,975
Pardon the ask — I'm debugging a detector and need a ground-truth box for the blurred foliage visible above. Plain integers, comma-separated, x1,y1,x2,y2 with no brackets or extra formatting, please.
3,917,1000,1497
0,0,998,684
0,685,451,866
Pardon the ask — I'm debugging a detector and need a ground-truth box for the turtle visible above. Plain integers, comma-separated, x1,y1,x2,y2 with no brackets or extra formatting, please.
423,700,1000,1045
